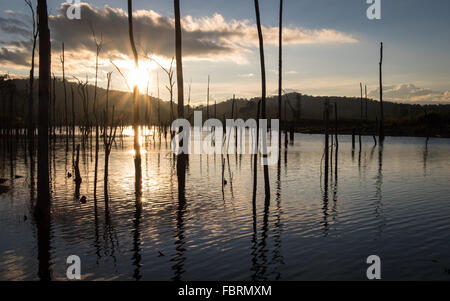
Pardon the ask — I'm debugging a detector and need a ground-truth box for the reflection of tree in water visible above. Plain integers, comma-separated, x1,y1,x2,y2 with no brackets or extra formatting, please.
270,160,284,279
171,154,187,281
331,146,339,226
423,137,429,177
322,176,330,237
250,159,285,280
373,145,386,239
102,192,119,266
131,189,143,280
131,143,143,280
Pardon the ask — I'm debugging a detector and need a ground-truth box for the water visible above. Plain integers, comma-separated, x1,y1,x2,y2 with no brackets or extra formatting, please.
1,132,450,280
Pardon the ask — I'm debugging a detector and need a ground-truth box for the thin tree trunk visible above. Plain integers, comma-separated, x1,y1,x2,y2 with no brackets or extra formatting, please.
365,84,368,122
254,0,270,201
26,0,37,156
206,75,210,119
278,0,283,153
74,144,82,199
252,100,261,205
92,33,102,201
128,0,142,198
157,72,161,141
174,0,186,199
379,42,384,142
324,100,329,185
334,102,338,149
61,43,68,152
71,85,75,158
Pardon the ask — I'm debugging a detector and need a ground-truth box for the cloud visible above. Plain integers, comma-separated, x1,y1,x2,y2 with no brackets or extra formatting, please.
0,16,31,38
0,47,29,67
238,73,255,78
368,83,450,104
0,2,358,68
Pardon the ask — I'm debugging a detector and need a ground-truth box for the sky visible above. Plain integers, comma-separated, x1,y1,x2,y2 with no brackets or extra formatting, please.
0,0,449,104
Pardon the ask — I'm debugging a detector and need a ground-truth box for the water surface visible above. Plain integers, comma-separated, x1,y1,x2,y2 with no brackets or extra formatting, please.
1,133,450,280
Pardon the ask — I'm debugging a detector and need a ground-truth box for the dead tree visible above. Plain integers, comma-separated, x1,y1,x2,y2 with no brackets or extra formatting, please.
36,0,51,281
51,75,56,143
334,102,338,149
278,0,283,152
147,56,175,127
36,0,51,207
360,82,363,122
128,0,142,197
174,0,186,199
379,42,385,142
187,79,192,119
74,76,90,147
74,144,82,199
254,0,270,201
25,0,38,153
91,29,103,200
365,84,368,122
157,72,161,141
103,72,118,201
60,43,68,151
207,75,210,119
324,100,330,185
71,85,75,156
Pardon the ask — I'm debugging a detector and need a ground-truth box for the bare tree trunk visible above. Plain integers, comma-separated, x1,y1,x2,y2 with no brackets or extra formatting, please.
104,73,117,203
252,100,261,205
92,32,102,201
128,0,142,198
360,82,363,122
231,94,237,150
37,0,50,207
324,100,330,185
206,75,210,119
61,43,68,152
157,72,161,141
334,102,338,149
187,79,191,119
174,0,186,200
254,0,270,201
379,42,384,142
74,144,82,198
36,0,51,281
52,75,56,143
278,0,283,153
25,0,37,156
71,85,75,157
365,84,368,122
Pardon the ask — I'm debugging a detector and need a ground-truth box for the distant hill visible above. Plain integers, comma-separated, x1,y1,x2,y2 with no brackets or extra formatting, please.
2,77,450,130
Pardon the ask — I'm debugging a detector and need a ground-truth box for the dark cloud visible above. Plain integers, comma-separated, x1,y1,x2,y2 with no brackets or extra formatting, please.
0,2,357,68
49,3,236,60
0,47,29,67
0,16,30,38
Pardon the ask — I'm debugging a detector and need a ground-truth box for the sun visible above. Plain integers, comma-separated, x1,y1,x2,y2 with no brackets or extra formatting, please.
128,65,150,93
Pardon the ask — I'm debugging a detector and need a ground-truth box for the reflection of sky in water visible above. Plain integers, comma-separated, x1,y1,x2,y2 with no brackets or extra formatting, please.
1,132,450,280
